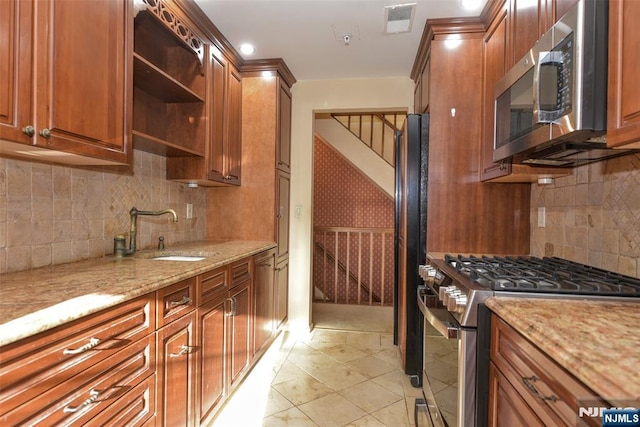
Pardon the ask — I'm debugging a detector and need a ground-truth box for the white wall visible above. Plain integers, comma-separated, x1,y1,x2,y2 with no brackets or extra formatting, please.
288,77,414,334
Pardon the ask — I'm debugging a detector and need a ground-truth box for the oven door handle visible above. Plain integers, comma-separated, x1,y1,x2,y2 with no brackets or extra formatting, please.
417,287,459,340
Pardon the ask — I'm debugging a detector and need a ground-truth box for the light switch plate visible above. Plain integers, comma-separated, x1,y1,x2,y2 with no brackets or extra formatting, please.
186,203,193,219
538,207,545,227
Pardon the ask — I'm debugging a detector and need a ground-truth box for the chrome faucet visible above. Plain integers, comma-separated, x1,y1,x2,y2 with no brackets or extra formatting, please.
116,207,178,256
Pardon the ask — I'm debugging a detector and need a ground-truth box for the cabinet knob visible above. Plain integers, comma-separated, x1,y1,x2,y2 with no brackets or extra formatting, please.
21,125,35,137
39,128,52,139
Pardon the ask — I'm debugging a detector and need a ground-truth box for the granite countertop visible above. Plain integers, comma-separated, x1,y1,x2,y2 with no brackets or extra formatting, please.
486,297,640,407
0,240,276,347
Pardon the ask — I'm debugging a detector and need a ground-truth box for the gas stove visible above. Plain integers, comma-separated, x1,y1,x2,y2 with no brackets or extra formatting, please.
420,254,640,327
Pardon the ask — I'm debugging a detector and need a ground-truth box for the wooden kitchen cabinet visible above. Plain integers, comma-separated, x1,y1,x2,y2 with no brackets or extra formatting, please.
411,19,530,254
228,258,253,389
0,294,155,425
166,43,243,186
253,249,276,356
489,314,605,427
156,310,198,427
278,80,293,173
607,0,640,149
0,0,131,166
275,259,289,329
277,169,291,262
132,1,207,158
197,291,228,425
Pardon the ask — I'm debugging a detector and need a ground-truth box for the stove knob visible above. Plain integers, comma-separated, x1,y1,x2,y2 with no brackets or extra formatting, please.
442,287,460,306
448,294,468,313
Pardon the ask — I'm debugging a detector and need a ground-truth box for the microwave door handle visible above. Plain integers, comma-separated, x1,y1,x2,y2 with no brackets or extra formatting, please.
532,51,544,124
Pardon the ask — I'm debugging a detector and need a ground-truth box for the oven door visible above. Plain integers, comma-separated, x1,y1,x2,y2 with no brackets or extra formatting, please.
417,287,476,427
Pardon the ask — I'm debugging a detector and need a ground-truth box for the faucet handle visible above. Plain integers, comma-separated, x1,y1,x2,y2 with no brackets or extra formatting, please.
158,236,165,250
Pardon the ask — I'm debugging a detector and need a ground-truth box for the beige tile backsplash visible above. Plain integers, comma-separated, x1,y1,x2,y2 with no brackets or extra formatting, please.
531,153,640,277
0,150,207,273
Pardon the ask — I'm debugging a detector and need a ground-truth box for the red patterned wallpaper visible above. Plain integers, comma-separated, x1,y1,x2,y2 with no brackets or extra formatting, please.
313,136,395,305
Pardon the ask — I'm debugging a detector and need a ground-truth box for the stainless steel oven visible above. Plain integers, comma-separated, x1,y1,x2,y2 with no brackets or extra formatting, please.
416,285,476,427
414,255,640,427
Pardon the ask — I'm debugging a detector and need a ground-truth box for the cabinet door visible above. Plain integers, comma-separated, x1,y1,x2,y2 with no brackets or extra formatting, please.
275,259,289,329
228,279,251,389
482,5,512,181
157,311,197,427
276,170,291,262
208,45,228,181
197,294,228,425
607,0,640,148
0,0,33,145
224,62,243,184
508,0,543,66
488,362,546,427
277,81,292,173
33,0,130,164
254,250,276,355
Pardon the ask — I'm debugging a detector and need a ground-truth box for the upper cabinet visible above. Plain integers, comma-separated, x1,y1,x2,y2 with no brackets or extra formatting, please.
607,0,640,149
0,0,131,166
132,0,207,157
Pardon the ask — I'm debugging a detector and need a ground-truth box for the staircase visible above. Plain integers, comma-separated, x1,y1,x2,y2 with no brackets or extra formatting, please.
331,112,406,167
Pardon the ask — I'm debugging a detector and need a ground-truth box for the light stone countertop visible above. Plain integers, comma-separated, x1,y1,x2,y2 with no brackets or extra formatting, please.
486,297,640,407
0,240,276,347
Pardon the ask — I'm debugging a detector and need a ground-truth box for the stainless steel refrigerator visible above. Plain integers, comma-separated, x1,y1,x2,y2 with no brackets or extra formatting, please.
394,113,429,384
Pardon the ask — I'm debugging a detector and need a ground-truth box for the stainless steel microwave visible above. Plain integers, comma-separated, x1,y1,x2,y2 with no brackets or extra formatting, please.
492,0,635,167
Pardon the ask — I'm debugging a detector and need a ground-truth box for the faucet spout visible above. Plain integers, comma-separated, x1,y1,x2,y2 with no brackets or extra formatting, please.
121,207,179,256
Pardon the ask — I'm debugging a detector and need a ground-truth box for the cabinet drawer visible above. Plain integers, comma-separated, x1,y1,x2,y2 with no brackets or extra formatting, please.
0,294,155,416
491,316,605,427
157,277,196,327
1,333,155,425
85,374,156,427
230,257,252,289
199,266,229,305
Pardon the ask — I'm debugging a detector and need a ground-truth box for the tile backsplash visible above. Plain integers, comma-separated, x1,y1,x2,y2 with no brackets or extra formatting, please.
531,153,640,277
0,150,207,273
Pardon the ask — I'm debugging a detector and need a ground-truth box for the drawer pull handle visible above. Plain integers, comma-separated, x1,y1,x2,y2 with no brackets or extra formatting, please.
522,376,557,402
63,337,100,355
63,389,100,413
169,296,192,307
170,345,190,358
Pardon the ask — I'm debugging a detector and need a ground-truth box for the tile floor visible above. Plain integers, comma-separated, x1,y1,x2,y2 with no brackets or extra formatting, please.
212,306,428,426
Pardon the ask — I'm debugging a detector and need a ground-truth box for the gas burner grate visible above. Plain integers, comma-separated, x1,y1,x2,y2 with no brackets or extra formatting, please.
444,254,640,296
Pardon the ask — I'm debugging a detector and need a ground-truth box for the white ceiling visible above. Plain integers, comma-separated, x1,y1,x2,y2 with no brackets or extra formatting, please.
194,0,487,81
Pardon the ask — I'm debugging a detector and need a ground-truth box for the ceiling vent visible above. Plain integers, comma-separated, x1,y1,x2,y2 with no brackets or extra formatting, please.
384,3,417,34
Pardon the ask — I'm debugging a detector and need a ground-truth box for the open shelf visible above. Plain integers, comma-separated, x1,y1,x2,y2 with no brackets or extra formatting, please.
133,54,205,103
133,130,204,157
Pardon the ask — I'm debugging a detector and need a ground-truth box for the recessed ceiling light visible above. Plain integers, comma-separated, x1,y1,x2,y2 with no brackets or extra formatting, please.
240,43,255,55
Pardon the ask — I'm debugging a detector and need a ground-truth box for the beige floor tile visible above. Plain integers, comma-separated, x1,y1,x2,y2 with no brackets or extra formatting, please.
374,347,402,368
346,331,386,351
345,415,389,427
271,375,334,406
262,407,318,427
372,369,406,397
272,360,309,385
340,380,403,413
298,392,368,427
370,399,412,427
307,363,368,391
316,343,370,363
263,387,294,418
288,350,342,374
346,354,397,379
306,329,349,344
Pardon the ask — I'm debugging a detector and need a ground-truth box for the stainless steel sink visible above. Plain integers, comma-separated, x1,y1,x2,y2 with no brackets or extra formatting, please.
151,255,206,261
